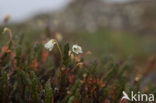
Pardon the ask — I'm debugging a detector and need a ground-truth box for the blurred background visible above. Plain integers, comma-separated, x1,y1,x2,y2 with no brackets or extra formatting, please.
0,0,156,65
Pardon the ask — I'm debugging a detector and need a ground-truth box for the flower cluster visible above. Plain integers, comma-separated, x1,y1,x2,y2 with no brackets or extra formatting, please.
44,39,83,54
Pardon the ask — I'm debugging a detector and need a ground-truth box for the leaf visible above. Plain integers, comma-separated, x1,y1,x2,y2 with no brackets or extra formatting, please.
63,43,70,66
45,81,53,103
30,71,40,103
74,89,81,102
0,27,4,35
17,69,31,86
0,72,8,102
41,50,49,63
104,64,118,85
67,96,75,103
69,74,75,84
31,59,39,70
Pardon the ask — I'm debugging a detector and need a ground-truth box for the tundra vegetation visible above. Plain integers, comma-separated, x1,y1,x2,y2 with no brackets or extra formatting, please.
0,16,156,103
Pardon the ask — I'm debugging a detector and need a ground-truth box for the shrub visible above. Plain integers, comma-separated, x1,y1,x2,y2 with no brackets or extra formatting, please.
0,28,155,103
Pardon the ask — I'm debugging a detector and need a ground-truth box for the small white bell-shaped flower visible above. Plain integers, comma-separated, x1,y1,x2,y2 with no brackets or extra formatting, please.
44,39,56,51
72,44,83,54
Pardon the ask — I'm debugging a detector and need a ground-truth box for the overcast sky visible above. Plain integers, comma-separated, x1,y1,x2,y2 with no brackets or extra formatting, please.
0,0,71,22
0,0,129,23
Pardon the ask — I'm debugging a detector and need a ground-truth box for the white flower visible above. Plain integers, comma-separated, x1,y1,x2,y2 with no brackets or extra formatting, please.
72,44,83,54
44,39,56,51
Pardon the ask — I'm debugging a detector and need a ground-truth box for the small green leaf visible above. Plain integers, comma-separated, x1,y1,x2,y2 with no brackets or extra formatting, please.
63,43,70,66
45,81,53,103
67,96,75,103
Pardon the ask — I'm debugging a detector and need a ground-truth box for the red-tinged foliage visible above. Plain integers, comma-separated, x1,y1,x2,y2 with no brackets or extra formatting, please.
0,27,155,103
104,99,111,103
143,56,155,77
69,74,75,84
121,99,128,103
31,59,39,70
41,50,49,63
0,46,17,70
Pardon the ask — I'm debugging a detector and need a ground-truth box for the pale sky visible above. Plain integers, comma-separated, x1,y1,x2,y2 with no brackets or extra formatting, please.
0,0,71,22
0,0,129,23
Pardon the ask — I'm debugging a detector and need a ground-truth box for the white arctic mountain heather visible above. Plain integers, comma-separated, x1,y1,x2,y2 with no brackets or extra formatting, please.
44,39,56,51
72,44,83,54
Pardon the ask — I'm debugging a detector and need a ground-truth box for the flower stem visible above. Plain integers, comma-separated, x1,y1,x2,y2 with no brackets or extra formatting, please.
55,40,62,58
4,28,14,47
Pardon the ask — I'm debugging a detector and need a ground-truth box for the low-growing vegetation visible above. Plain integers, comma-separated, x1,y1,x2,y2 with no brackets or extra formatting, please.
0,17,155,103
0,27,155,103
